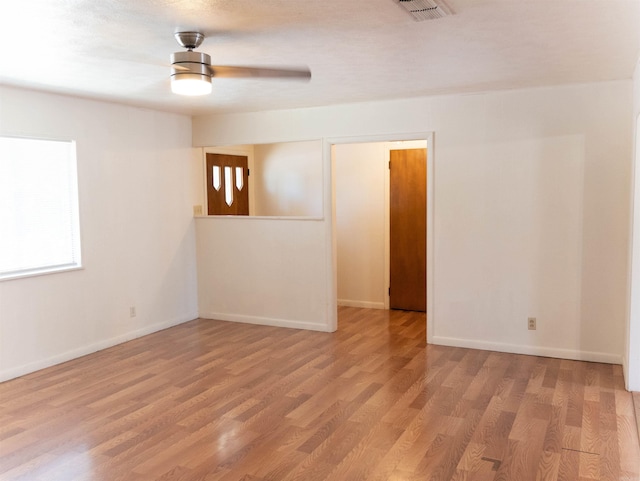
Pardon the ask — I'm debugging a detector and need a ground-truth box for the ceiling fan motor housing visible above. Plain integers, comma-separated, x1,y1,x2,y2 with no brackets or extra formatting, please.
170,49,212,95
171,51,211,79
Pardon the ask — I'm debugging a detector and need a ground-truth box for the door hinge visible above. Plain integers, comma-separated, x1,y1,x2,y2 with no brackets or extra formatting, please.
388,160,391,170
388,287,391,296
247,168,250,176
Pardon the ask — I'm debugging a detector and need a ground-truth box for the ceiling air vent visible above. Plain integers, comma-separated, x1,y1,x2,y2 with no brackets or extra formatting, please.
397,0,453,20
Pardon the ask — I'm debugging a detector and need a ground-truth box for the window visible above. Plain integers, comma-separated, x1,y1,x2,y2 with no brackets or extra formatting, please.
0,136,82,280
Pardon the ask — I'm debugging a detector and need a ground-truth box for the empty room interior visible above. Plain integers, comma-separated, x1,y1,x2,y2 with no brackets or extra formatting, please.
1,0,640,480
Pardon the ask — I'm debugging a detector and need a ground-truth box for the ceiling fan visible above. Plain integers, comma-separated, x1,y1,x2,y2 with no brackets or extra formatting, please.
170,32,311,96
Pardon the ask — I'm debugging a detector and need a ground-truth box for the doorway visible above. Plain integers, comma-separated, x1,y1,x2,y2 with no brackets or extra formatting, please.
331,135,433,337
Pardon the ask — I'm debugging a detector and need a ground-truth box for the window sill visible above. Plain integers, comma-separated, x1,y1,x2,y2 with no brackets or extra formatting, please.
0,264,84,282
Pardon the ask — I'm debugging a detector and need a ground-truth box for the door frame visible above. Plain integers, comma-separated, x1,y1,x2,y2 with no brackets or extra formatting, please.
326,132,435,342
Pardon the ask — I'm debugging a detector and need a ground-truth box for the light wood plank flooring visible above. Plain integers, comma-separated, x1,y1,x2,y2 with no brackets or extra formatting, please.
634,392,640,452
1,307,639,480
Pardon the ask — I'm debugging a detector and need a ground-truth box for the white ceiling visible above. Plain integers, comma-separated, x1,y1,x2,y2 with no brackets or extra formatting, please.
1,0,639,115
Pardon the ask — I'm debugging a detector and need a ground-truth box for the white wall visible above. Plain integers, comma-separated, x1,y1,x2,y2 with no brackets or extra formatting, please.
334,142,387,308
253,140,323,217
627,58,640,391
193,80,632,365
196,217,329,331
0,86,199,381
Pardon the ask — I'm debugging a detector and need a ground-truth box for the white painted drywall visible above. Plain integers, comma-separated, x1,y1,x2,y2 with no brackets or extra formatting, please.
334,142,387,308
0,86,199,382
253,140,323,217
195,217,329,331
627,58,640,391
439,135,587,355
193,80,632,365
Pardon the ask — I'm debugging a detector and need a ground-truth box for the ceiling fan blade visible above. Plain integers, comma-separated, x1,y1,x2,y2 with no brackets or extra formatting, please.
209,65,311,81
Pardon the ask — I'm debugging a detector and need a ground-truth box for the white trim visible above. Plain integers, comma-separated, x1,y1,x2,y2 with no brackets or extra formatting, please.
431,336,622,365
194,215,323,221
199,311,331,332
337,299,385,309
0,265,83,282
384,145,391,311
325,139,338,331
625,110,640,391
426,132,435,344
0,312,198,383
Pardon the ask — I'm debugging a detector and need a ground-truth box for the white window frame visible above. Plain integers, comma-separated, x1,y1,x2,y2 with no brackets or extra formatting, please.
0,135,82,281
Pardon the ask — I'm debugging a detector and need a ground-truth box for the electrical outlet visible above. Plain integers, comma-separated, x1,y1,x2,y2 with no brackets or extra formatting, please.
130,307,136,318
193,205,203,216
528,317,536,330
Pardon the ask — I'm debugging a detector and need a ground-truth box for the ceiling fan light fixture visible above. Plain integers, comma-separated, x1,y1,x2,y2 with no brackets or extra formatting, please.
171,75,212,96
170,50,212,96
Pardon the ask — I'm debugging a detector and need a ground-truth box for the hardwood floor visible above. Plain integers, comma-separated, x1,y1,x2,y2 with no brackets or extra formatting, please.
634,392,640,452
1,307,639,481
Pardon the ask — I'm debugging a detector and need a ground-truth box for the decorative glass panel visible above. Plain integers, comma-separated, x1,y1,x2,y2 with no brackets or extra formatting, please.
212,165,221,191
235,167,244,190
224,166,233,206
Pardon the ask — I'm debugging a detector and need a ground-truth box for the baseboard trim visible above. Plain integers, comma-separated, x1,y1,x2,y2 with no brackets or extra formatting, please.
0,312,198,383
200,311,331,332
337,299,385,309
431,336,622,365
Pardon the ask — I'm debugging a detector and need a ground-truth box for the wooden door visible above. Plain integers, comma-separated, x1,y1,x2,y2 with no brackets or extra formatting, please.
389,148,427,311
206,153,249,215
